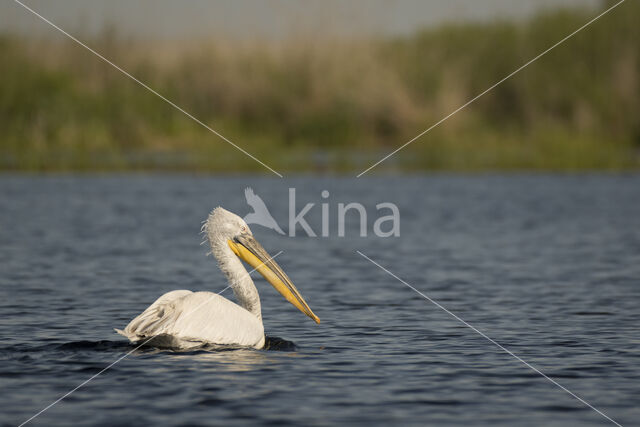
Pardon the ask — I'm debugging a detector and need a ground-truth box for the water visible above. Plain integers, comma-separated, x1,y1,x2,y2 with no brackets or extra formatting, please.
1,174,639,426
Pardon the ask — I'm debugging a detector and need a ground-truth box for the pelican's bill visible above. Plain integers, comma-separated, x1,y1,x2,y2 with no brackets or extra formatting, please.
228,234,320,324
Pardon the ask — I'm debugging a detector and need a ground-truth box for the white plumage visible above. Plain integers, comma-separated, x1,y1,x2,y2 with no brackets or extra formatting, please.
116,290,265,348
116,207,319,349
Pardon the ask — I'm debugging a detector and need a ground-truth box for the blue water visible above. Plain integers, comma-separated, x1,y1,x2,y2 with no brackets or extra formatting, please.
1,174,639,426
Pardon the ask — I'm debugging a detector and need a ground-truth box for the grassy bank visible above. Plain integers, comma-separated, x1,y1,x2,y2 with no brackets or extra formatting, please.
1,1,638,173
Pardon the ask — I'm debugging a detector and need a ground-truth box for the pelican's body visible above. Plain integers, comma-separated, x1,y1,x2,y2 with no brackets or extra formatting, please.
117,207,319,349
117,290,266,348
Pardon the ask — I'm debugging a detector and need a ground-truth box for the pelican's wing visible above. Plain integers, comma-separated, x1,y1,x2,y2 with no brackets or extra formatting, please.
115,290,191,343
245,187,269,212
116,291,265,348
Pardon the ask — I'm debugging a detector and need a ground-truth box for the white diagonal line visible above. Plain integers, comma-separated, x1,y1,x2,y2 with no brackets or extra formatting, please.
357,250,622,426
18,251,283,427
356,0,625,177
12,0,283,178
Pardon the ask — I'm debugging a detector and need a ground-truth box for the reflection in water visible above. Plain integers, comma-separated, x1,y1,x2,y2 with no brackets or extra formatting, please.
127,336,300,372
167,349,272,373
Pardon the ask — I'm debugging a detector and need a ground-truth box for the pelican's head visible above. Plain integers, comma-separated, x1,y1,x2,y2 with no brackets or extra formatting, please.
204,207,320,324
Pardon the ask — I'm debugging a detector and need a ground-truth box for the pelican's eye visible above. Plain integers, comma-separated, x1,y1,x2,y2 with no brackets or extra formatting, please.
240,225,247,232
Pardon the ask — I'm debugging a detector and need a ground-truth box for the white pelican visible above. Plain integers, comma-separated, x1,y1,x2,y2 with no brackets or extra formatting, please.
116,207,320,349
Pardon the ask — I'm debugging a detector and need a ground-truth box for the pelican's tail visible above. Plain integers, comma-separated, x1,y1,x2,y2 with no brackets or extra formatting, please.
116,290,193,344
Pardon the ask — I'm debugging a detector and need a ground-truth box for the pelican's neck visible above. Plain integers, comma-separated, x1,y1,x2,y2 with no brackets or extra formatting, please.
213,241,262,320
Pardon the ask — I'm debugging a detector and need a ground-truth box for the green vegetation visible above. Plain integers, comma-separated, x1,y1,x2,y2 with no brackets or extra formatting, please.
1,2,639,173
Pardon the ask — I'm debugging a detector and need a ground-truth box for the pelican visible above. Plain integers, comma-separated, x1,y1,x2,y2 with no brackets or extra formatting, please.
116,207,320,349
